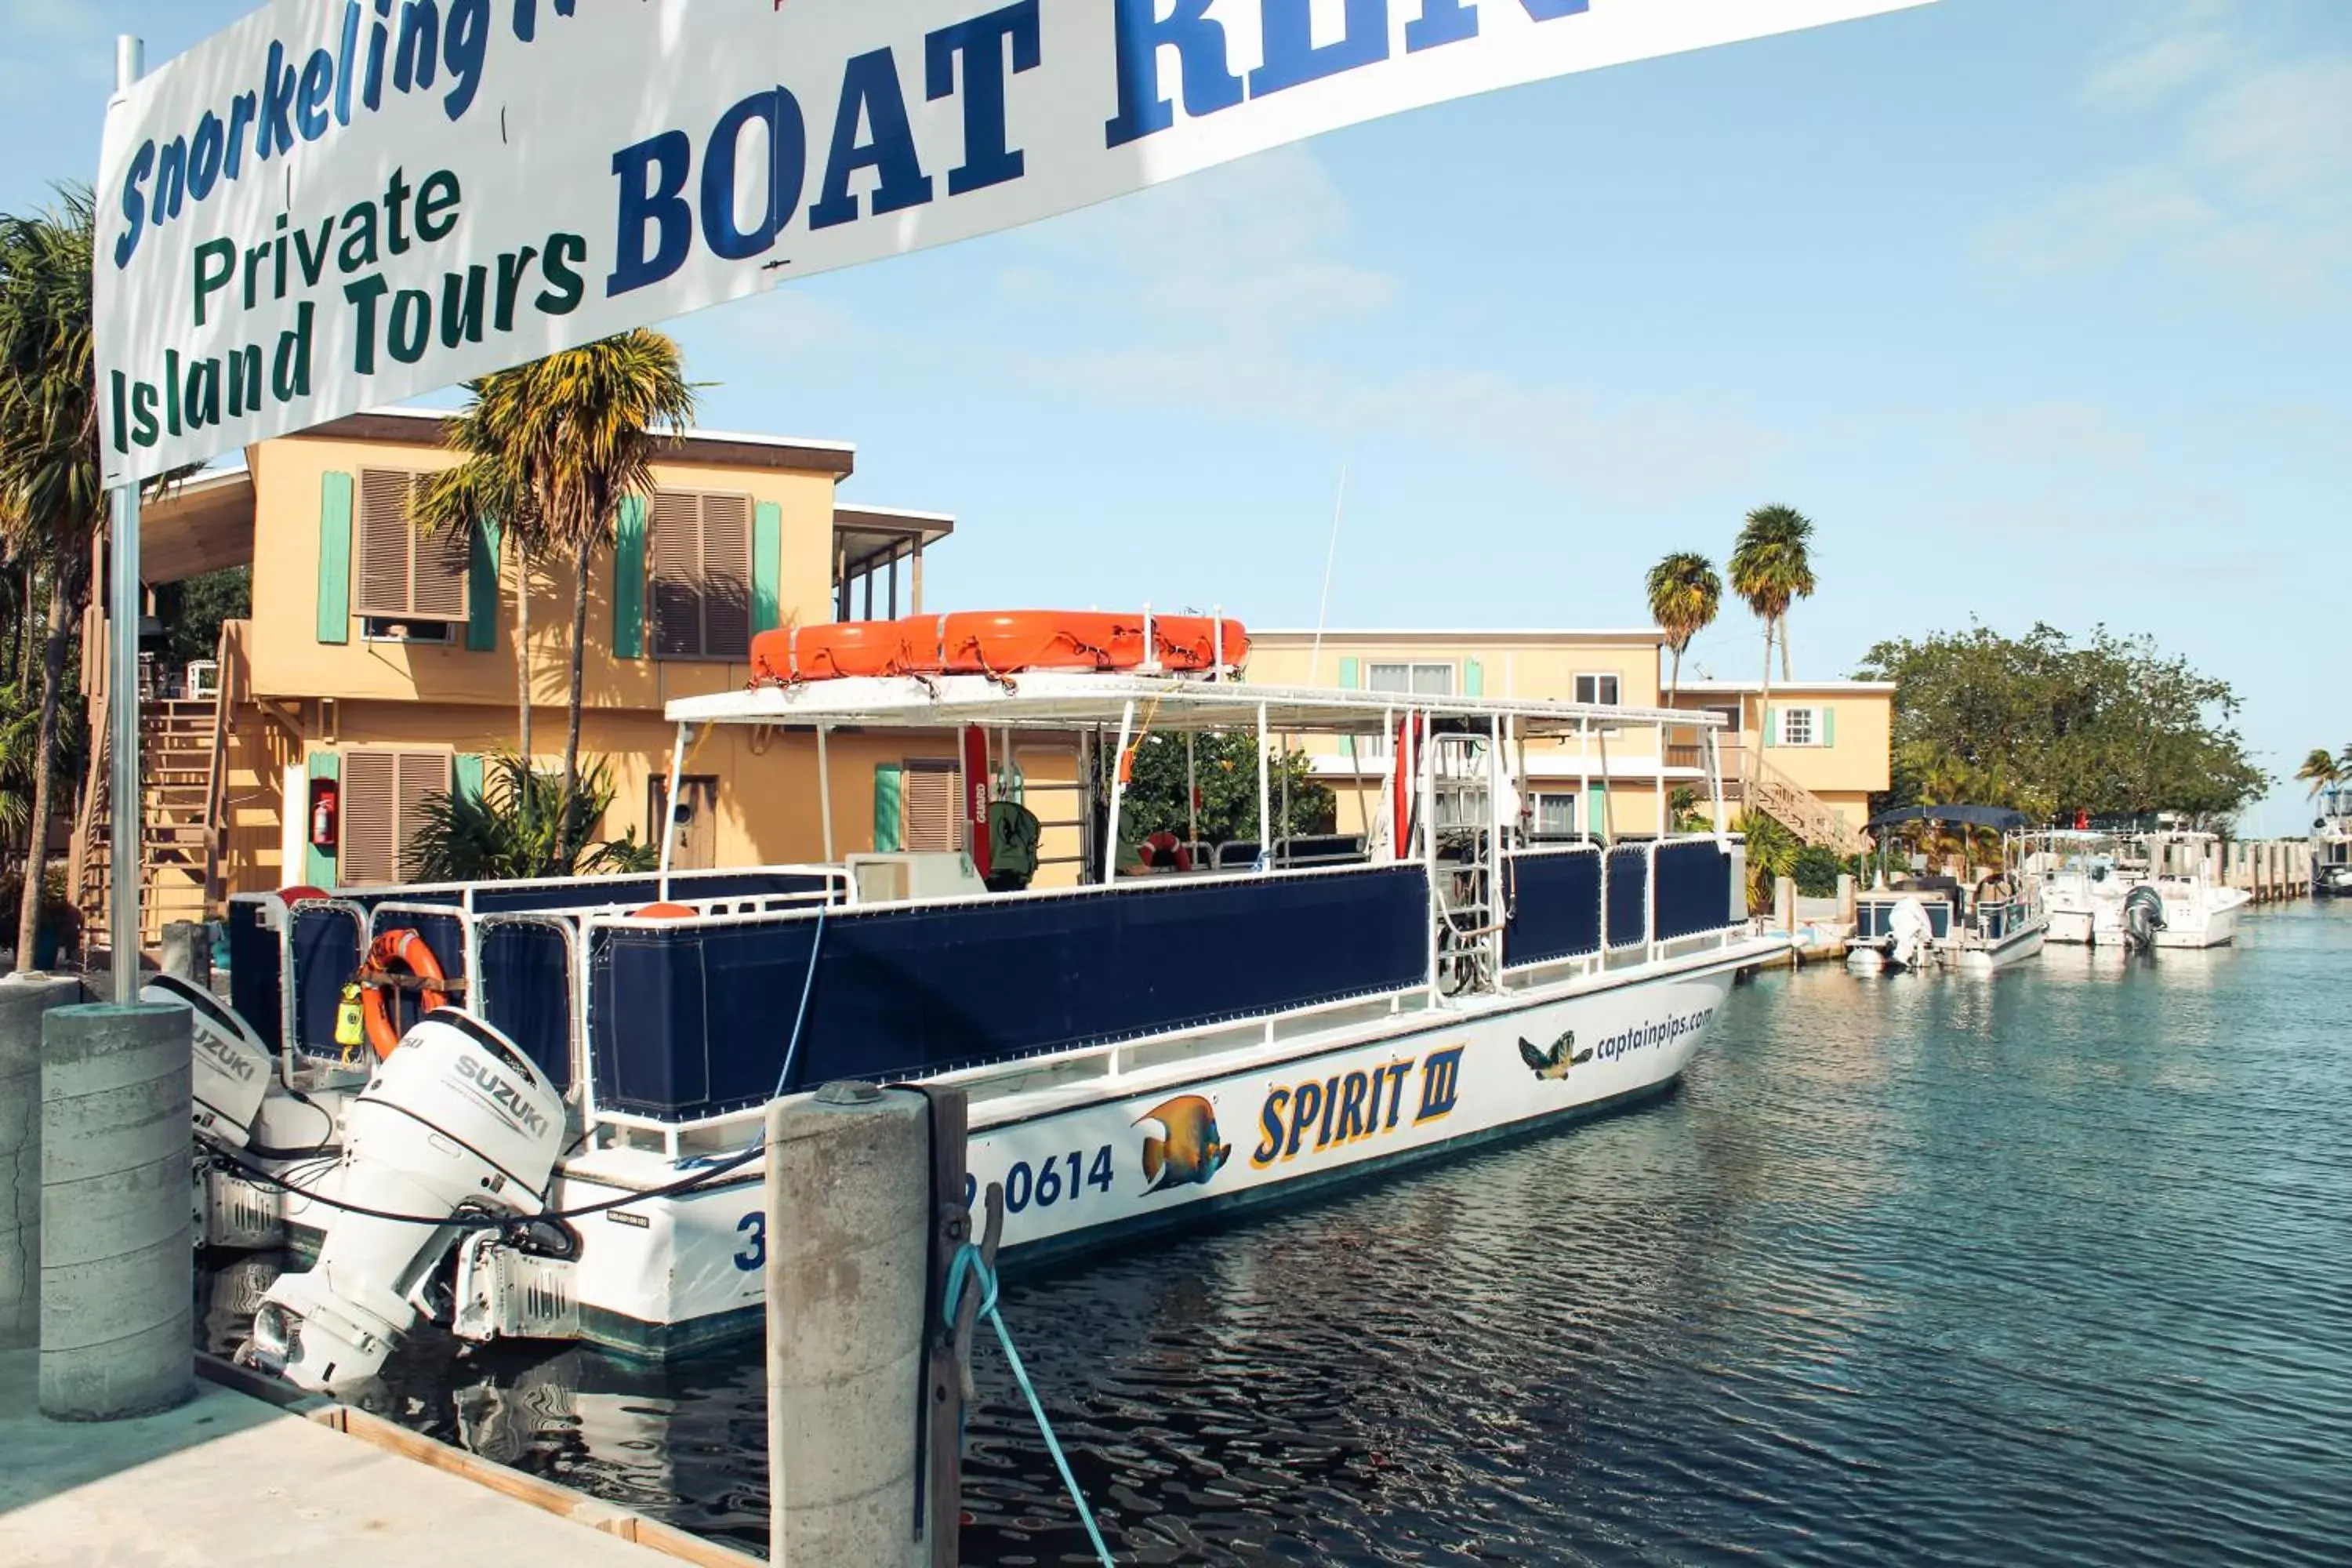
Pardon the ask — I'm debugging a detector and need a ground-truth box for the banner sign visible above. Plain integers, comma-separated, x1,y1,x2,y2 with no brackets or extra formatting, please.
94,0,1932,481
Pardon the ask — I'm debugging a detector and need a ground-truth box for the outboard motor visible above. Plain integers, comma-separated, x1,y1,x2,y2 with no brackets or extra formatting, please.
148,975,274,1152
2122,885,2166,953
1888,897,1935,972
247,1011,564,1392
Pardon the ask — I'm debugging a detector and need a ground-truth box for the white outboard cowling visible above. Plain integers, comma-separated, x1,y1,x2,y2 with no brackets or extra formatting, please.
147,974,275,1152
248,1010,564,1392
1888,897,1935,972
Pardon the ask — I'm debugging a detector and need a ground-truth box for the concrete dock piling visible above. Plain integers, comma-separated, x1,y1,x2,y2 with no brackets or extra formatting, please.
39,1002,194,1421
765,1082,933,1566
160,922,211,986
1,975,82,1352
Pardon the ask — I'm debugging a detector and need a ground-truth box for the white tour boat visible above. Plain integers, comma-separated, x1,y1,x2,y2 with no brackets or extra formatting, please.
1848,805,2048,975
183,615,1784,1389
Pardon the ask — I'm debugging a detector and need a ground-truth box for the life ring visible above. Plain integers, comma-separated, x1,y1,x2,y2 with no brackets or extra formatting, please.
1141,831,1192,872
360,928,450,1060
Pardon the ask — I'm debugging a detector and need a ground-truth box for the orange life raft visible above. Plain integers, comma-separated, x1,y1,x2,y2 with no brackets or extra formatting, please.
752,612,1247,684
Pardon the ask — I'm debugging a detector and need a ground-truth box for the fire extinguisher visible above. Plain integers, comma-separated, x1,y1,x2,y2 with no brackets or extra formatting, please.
308,779,339,851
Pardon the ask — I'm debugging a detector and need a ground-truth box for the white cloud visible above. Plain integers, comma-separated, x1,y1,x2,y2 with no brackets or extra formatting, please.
1981,6,2352,303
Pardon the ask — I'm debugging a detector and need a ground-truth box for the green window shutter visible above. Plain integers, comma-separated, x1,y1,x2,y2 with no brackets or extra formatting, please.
1465,659,1484,697
613,495,648,659
466,520,501,652
305,751,341,888
317,472,354,644
1763,706,1778,747
454,753,486,804
873,764,904,853
1821,707,1836,749
752,502,784,635
1587,786,1608,845
1338,657,1359,690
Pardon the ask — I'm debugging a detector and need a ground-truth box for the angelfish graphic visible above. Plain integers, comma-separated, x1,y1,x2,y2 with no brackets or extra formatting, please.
1518,1029,1592,1081
1135,1094,1231,1193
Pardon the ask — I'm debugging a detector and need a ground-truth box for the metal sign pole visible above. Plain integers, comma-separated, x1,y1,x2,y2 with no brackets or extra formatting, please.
109,34,145,1003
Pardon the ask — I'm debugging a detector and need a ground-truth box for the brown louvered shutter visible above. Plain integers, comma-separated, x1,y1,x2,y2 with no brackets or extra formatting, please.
650,490,704,657
701,494,752,660
395,752,452,881
649,491,753,659
902,760,960,853
340,751,398,885
355,470,469,622
356,470,414,618
410,502,470,620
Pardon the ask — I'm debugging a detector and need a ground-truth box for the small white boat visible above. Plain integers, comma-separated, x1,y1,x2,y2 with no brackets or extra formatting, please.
2313,786,2352,898
2027,829,2249,949
1848,805,2049,975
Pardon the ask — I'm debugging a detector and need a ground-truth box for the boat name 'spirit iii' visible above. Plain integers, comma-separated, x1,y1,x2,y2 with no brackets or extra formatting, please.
177,611,1782,1391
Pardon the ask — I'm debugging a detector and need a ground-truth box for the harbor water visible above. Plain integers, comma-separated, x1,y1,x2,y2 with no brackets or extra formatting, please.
202,902,2352,1565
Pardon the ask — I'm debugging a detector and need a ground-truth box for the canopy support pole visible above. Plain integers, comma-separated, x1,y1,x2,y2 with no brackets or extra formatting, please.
659,722,690,898
1256,704,1272,873
816,723,834,864
1103,701,1135,885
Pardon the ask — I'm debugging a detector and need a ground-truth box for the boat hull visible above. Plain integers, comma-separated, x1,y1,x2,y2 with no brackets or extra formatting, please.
1954,924,2046,974
499,959,1747,1355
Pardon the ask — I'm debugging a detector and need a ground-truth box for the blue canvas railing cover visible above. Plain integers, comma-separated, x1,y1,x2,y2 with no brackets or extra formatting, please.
1501,850,1602,967
1653,840,1736,942
590,865,1432,1121
1606,847,1650,949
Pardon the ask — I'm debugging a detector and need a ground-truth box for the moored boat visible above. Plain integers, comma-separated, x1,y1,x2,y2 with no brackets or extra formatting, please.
1847,806,2048,975
187,616,1783,1388
2313,786,2352,898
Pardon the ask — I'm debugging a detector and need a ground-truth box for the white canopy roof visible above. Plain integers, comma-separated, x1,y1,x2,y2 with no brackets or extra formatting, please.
665,672,1723,739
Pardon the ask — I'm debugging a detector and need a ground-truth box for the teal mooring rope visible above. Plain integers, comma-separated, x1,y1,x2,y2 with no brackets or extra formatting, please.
942,1243,1116,1566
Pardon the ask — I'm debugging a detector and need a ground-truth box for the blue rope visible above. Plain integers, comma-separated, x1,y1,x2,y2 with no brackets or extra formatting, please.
942,1243,1115,1566
771,901,829,1100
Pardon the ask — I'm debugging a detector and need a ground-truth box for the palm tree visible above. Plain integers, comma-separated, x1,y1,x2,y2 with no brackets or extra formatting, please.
416,331,697,802
1729,504,1818,786
2297,749,2341,798
0,187,105,964
1645,551,1720,705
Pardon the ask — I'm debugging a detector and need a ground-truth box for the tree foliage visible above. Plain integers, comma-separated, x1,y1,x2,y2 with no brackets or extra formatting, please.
1646,551,1720,703
154,566,251,669
1854,623,2266,827
410,753,658,883
1114,731,1334,845
416,330,699,794
1730,504,1817,684
2299,748,2343,798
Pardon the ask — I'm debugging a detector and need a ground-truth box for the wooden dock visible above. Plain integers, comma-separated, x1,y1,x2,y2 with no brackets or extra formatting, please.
0,1351,756,1567
2217,840,2313,904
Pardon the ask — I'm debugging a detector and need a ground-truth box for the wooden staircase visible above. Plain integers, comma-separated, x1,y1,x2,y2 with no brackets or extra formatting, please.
74,693,227,957
1748,753,1871,858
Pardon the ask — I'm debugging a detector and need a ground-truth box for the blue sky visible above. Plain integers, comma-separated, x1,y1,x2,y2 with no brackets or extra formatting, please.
4,0,2344,833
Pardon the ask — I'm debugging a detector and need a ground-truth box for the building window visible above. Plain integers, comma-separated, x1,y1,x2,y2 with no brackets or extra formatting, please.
1531,792,1579,840
902,759,962,853
355,469,470,624
1573,673,1621,706
338,750,452,885
650,489,753,660
1367,661,1454,697
1779,706,1822,747
361,618,454,644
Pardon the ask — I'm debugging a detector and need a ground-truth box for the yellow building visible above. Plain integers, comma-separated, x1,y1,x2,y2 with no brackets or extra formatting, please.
104,409,963,935
1247,630,1890,851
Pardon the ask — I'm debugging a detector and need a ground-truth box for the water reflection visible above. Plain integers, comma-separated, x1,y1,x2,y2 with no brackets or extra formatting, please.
201,906,2352,1566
